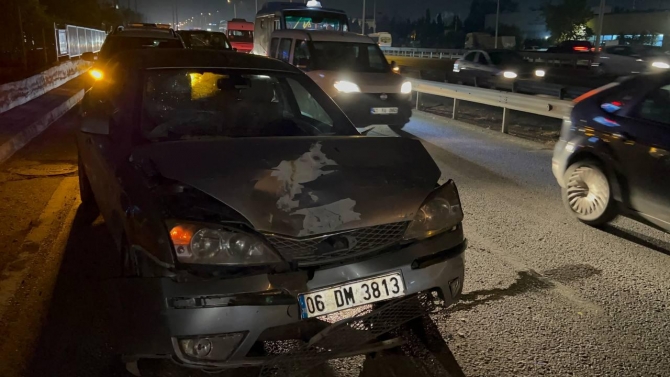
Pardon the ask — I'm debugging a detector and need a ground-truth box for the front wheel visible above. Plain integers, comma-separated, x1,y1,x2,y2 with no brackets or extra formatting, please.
562,160,617,226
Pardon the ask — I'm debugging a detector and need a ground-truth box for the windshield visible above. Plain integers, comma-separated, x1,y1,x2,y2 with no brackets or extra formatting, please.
99,36,183,61
311,42,389,72
181,32,231,50
284,11,348,31
227,30,253,43
142,69,357,139
489,51,524,65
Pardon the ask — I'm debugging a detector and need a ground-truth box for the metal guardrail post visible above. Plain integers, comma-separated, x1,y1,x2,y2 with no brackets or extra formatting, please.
415,92,420,110
501,108,510,134
452,99,458,119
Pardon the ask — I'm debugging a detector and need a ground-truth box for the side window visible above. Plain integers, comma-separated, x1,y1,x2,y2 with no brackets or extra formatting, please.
476,53,488,65
463,52,476,62
278,38,292,63
293,40,311,68
635,84,670,125
269,38,280,58
287,78,333,127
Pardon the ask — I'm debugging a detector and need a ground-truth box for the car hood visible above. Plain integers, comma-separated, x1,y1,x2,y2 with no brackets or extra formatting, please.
132,137,440,237
308,71,405,97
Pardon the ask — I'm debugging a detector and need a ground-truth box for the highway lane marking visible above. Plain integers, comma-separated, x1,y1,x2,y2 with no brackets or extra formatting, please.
0,177,79,321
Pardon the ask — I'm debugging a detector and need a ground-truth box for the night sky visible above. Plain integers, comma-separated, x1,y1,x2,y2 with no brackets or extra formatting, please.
135,0,670,26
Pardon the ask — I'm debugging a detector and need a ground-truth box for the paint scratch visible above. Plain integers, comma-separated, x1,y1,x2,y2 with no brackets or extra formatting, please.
293,199,361,236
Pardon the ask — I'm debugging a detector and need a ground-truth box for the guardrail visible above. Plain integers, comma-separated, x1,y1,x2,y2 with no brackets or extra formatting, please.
409,78,573,133
382,47,595,67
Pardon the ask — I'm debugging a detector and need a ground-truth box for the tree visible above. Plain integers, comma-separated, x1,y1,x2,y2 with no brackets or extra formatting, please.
464,0,518,33
542,0,594,42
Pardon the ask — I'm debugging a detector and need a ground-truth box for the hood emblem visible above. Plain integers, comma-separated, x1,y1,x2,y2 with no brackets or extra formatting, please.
315,235,357,255
380,93,388,100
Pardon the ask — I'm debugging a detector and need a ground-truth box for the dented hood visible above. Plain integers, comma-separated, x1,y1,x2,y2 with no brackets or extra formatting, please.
133,137,440,237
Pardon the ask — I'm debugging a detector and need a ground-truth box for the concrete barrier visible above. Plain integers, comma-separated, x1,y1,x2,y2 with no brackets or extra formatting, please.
0,60,90,114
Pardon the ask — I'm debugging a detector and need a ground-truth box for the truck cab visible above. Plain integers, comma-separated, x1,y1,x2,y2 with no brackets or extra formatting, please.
226,18,254,53
267,29,412,129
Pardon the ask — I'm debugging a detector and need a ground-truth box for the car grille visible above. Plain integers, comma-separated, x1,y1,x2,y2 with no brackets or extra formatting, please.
264,222,410,265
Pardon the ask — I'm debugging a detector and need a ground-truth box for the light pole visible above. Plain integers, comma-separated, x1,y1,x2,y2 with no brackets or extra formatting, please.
595,0,606,50
494,0,500,48
362,0,366,34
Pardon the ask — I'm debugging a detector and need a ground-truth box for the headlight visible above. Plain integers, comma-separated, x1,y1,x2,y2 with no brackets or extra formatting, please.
652,61,670,69
169,223,281,265
403,180,463,240
401,81,412,94
503,71,518,79
333,80,361,93
535,69,546,77
89,68,104,80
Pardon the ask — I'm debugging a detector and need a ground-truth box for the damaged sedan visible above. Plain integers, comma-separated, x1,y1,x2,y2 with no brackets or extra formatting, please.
77,49,466,373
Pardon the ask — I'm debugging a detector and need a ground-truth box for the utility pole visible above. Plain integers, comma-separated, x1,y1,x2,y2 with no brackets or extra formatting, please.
362,0,366,34
494,0,500,48
595,0,605,50
373,0,376,33
174,0,179,30
17,6,27,71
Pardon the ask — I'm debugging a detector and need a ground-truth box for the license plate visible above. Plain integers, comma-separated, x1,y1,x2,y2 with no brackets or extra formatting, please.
298,272,405,319
371,107,398,115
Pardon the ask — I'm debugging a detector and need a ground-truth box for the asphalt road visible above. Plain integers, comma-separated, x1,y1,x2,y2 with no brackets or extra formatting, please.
1,108,669,376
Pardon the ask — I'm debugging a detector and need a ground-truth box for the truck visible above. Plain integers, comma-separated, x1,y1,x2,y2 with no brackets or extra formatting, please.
226,18,254,53
465,32,516,50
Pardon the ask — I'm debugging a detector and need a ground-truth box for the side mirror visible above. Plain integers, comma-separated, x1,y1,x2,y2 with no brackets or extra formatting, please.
391,61,400,73
81,52,96,62
232,48,238,52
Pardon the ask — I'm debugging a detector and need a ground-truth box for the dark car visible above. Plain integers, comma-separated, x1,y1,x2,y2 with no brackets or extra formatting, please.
552,72,670,231
77,49,466,372
547,40,593,53
177,30,233,51
453,49,546,87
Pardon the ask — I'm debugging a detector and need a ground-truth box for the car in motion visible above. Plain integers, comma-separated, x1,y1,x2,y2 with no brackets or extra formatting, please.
452,49,546,88
592,45,670,76
77,49,466,371
177,30,232,51
546,40,594,53
268,29,412,131
553,72,670,232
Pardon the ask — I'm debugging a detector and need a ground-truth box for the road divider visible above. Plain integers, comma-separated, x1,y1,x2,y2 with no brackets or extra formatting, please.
409,78,573,133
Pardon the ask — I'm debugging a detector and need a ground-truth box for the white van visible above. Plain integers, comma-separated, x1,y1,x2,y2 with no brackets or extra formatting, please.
267,29,412,130
368,32,392,47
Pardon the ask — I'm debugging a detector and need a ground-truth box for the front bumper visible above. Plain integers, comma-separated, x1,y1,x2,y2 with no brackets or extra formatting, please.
111,228,465,368
334,92,412,127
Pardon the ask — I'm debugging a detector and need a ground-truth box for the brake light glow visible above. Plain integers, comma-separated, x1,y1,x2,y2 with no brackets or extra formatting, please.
573,46,589,51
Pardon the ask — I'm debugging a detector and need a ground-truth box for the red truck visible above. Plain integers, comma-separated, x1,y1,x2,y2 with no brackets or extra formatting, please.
226,18,254,53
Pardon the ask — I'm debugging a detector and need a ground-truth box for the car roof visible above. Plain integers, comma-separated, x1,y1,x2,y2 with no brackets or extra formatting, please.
112,49,302,73
272,30,374,44
111,29,180,39
257,2,346,15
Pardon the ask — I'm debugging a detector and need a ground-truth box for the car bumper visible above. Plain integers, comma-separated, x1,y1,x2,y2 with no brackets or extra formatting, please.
111,228,466,369
333,93,412,127
552,139,571,187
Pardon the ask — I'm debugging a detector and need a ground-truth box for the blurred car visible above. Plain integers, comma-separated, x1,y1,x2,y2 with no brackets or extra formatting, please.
453,49,546,87
82,23,184,87
77,48,466,371
268,29,412,131
552,72,670,231
226,18,254,53
177,30,232,51
546,40,593,53
592,45,670,76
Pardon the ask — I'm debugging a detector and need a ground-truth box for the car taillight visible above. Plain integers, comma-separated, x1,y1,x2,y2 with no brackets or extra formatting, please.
573,46,589,51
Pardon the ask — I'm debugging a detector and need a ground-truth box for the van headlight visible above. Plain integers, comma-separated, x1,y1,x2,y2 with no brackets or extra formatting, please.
401,81,412,94
652,61,670,69
169,222,282,265
535,69,546,77
334,80,361,93
403,180,464,240
503,71,518,79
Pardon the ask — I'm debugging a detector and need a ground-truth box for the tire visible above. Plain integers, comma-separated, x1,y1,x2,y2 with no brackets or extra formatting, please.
561,160,617,226
78,155,100,220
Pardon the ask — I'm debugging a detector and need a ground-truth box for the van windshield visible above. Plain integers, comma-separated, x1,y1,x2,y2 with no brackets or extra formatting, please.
283,11,348,31
311,42,389,73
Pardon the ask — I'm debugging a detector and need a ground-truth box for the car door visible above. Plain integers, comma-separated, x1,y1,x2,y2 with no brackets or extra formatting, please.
277,38,293,64
473,51,497,86
606,81,670,223
455,51,478,82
